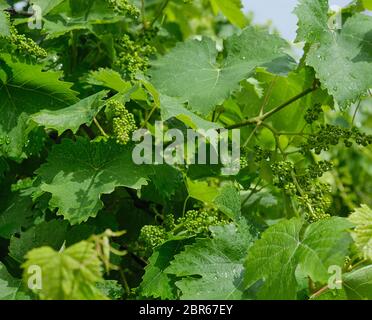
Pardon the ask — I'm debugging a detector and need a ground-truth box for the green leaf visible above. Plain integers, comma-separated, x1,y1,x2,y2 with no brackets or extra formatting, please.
22,240,108,300
96,280,124,300
40,0,124,39
86,68,131,93
36,138,152,224
0,11,10,37
236,68,330,133
31,91,108,136
9,220,69,262
244,217,353,299
187,179,241,220
213,184,241,220
139,240,191,299
160,95,222,130
362,0,372,10
30,0,66,15
343,265,372,300
349,204,372,260
166,224,254,299
0,191,34,239
295,0,372,107
150,27,292,115
210,0,247,28
146,164,183,201
0,54,78,159
0,262,31,300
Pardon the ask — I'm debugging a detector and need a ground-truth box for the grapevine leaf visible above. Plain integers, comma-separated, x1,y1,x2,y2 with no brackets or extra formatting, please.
236,68,330,132
22,241,108,300
209,0,247,28
0,54,78,159
165,224,254,300
160,95,222,130
187,179,219,203
0,262,31,300
318,265,372,300
150,27,293,115
0,11,10,37
30,0,65,15
0,191,34,239
139,239,193,299
187,179,241,220
213,184,241,220
362,0,372,10
295,0,372,107
86,68,131,93
36,138,152,224
343,265,372,299
31,91,108,136
41,0,125,39
146,164,183,201
9,220,69,262
244,217,353,299
96,280,124,300
349,204,372,260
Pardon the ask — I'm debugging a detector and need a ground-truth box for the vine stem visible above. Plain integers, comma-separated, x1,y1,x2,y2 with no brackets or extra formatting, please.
93,117,109,137
141,0,147,29
150,0,170,27
142,104,158,128
226,86,318,130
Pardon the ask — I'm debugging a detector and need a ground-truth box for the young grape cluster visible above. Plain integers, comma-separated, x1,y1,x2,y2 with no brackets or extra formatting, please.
9,25,47,59
138,208,229,250
253,145,272,162
301,125,372,154
239,145,271,169
107,0,140,17
106,100,137,145
138,225,167,249
271,160,332,222
304,103,323,124
114,34,156,79
177,209,228,234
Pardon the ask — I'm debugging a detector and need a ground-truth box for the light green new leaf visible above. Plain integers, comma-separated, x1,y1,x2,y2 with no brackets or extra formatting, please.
0,11,10,37
349,204,372,260
0,262,31,300
187,179,241,220
86,68,131,93
295,0,372,107
150,27,292,115
30,0,65,15
210,0,247,28
0,54,78,159
166,224,254,299
236,68,330,133
22,241,107,300
362,0,372,10
9,220,69,262
244,217,353,299
160,95,222,130
31,91,108,136
36,138,152,224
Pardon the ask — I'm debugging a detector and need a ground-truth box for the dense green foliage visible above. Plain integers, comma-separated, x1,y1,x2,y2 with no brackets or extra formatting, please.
0,0,371,300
